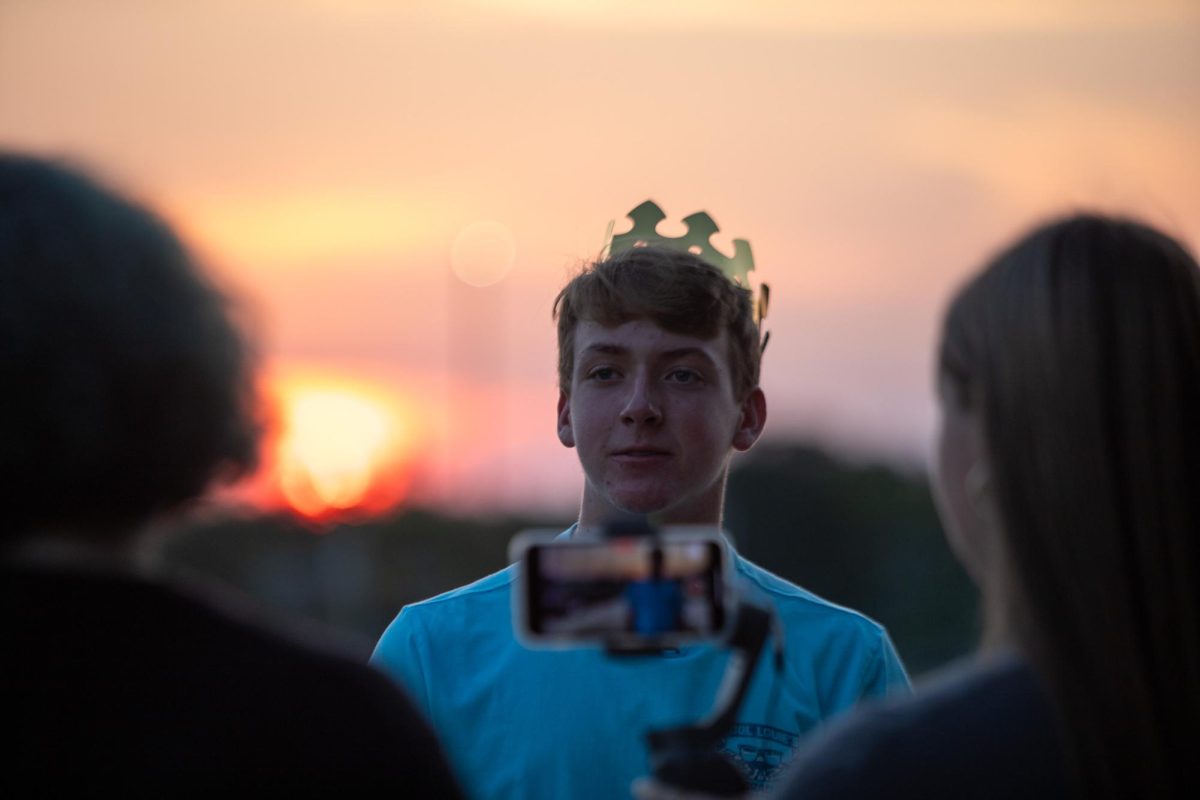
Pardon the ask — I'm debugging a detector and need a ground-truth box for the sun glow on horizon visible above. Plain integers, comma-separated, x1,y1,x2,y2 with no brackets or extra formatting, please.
267,369,418,520
163,188,446,271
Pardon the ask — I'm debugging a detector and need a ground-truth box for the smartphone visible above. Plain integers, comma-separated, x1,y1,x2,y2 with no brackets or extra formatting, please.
510,527,733,649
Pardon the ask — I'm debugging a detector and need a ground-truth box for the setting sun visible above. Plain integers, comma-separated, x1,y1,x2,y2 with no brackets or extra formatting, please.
267,369,418,519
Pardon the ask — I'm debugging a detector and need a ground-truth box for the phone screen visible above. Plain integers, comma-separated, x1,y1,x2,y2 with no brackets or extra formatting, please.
512,530,730,648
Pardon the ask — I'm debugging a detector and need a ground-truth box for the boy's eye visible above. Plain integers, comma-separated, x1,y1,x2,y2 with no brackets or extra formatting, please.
587,367,619,381
666,368,702,384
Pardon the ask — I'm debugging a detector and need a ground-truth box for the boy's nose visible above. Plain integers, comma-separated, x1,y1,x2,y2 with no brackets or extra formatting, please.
620,377,662,425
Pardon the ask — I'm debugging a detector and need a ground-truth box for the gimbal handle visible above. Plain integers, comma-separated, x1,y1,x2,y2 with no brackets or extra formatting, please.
596,516,775,793
644,601,772,795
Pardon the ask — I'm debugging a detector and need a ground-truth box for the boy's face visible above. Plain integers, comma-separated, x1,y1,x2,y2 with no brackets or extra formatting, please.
557,318,766,526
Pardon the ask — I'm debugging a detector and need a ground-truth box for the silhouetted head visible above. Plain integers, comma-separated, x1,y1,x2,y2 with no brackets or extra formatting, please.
0,153,260,542
934,213,1200,796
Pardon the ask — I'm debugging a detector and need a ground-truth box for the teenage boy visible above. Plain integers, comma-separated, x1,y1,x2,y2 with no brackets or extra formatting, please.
373,229,908,799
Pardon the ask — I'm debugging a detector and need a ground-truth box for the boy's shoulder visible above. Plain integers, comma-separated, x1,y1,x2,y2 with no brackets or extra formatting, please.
731,551,909,695
400,563,517,619
373,564,517,666
394,525,576,623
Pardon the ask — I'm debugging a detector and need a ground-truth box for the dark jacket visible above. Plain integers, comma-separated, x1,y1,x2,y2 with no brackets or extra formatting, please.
2,564,464,797
772,654,1067,799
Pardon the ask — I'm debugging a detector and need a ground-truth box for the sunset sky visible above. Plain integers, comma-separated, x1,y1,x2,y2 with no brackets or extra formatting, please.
3,0,1198,516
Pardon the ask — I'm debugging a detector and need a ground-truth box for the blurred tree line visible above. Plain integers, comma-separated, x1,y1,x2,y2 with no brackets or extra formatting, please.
158,442,978,676
725,443,978,675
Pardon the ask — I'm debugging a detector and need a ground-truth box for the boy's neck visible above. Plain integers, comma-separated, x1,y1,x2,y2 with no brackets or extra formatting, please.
576,502,726,531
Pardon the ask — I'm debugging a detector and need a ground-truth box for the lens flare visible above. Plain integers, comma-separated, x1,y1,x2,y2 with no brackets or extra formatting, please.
450,220,516,287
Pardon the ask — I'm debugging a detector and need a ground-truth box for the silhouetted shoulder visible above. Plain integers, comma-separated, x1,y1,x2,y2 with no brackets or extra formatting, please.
773,655,1066,799
1,566,464,797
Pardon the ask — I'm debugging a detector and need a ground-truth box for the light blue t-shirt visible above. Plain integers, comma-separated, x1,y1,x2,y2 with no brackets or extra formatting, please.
371,536,909,799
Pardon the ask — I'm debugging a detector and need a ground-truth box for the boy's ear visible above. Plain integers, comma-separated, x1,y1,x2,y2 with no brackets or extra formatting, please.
557,390,575,448
732,387,767,452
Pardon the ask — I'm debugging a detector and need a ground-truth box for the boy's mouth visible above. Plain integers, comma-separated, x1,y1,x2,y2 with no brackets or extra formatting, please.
611,447,671,461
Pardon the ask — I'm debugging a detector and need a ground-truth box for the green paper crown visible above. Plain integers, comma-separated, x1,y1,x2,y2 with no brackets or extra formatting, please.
603,200,770,338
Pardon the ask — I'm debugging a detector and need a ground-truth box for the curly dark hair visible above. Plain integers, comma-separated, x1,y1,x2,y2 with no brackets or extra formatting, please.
0,153,260,539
